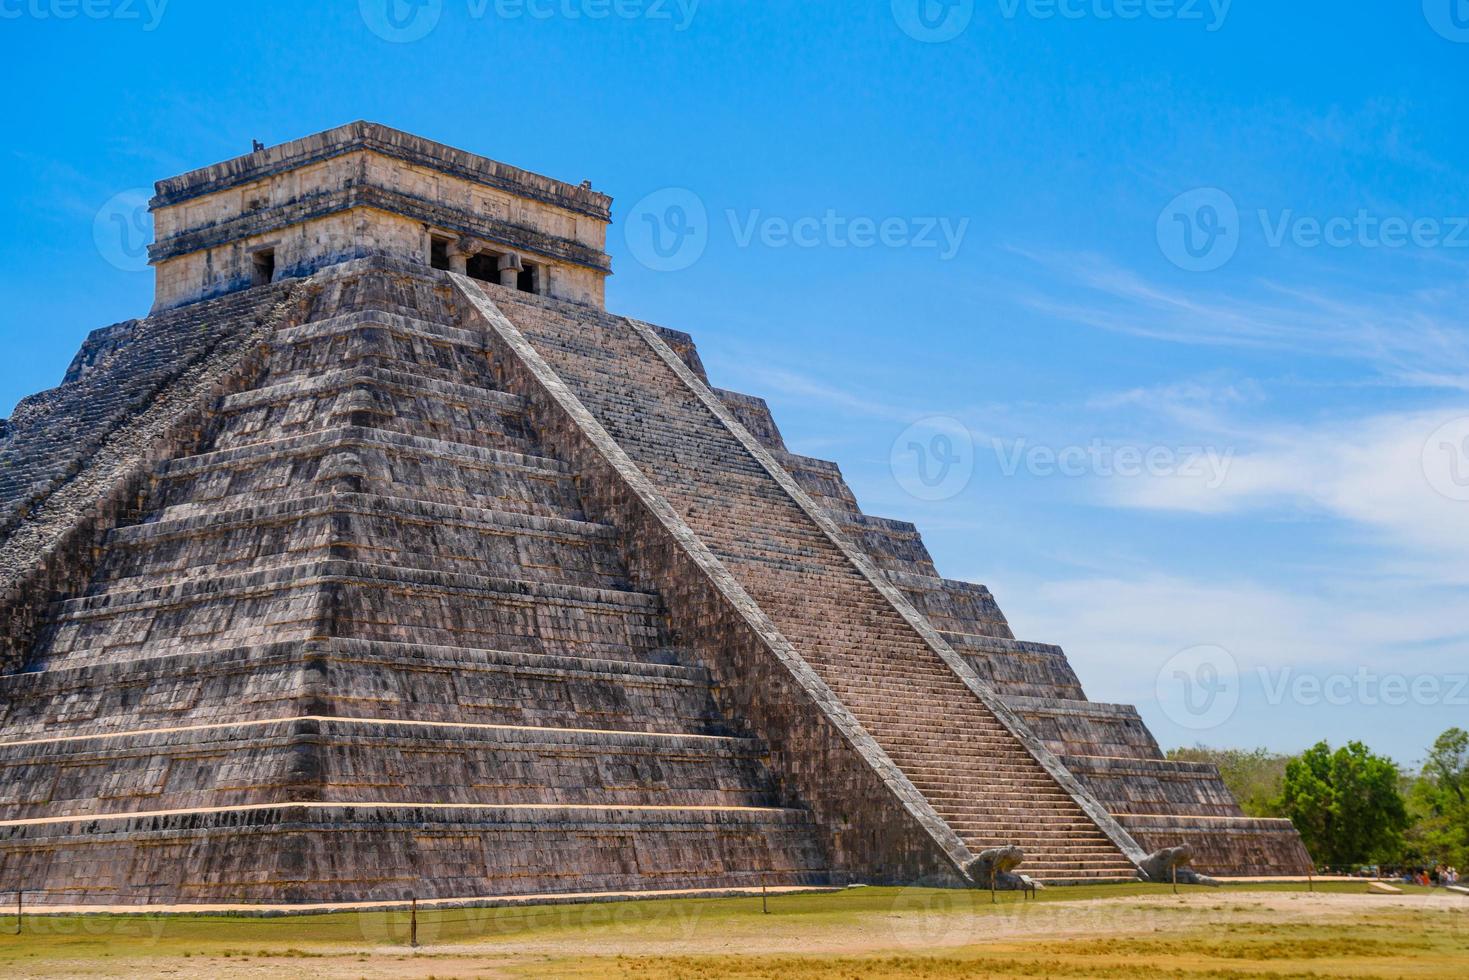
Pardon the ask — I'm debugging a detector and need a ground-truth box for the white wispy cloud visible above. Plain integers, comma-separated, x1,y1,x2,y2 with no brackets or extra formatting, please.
1009,249,1469,391
1100,408,1469,581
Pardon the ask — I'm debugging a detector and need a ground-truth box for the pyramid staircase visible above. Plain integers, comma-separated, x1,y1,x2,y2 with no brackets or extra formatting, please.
464,279,1142,883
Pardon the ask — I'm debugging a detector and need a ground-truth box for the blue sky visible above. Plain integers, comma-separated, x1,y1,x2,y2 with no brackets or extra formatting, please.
2,1,1466,764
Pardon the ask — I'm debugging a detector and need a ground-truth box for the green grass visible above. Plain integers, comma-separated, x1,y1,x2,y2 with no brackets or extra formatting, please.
0,882,1462,978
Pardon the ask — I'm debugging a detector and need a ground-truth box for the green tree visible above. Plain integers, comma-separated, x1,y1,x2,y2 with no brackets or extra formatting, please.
1404,728,1469,868
1166,745,1292,818
1281,741,1409,868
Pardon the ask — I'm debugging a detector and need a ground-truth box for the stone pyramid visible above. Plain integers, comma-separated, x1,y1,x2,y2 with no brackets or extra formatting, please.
0,124,1311,907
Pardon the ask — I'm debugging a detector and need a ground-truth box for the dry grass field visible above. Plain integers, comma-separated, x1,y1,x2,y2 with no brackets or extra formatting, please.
0,881,1465,978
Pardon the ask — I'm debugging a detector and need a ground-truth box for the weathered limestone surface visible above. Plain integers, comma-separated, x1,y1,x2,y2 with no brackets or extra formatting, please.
0,261,832,903
0,127,1312,903
150,122,610,311
0,283,303,676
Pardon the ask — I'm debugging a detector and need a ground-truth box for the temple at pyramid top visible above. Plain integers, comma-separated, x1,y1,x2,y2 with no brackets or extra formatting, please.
149,121,613,311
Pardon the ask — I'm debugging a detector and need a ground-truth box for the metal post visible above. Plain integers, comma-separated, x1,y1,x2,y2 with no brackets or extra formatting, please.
761,875,769,915
1308,870,1313,893
1171,864,1178,896
991,869,997,905
15,890,21,935
410,897,418,948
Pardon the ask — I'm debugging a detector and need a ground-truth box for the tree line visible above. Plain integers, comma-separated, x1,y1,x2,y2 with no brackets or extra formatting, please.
1168,727,1468,871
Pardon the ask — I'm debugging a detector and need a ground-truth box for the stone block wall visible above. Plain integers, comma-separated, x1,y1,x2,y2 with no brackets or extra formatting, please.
0,251,1313,903
0,258,836,904
150,123,610,310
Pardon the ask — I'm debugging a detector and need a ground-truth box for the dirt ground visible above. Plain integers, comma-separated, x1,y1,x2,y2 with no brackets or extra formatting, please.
1,882,1466,978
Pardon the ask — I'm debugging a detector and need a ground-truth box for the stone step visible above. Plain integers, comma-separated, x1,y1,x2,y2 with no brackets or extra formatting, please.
209,368,540,456
0,716,783,821
218,365,525,416
154,480,587,527
36,561,674,671
0,638,727,741
156,426,568,483
98,493,629,592
0,802,834,905
951,836,1125,852
272,309,491,353
148,426,583,526
111,493,616,548
1,268,847,905
50,560,663,620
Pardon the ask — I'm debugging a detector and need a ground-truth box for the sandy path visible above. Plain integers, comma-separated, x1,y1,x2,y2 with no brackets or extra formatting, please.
9,889,1465,979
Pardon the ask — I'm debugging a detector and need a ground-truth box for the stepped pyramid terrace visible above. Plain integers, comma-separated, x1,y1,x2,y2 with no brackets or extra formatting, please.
0,123,1312,907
